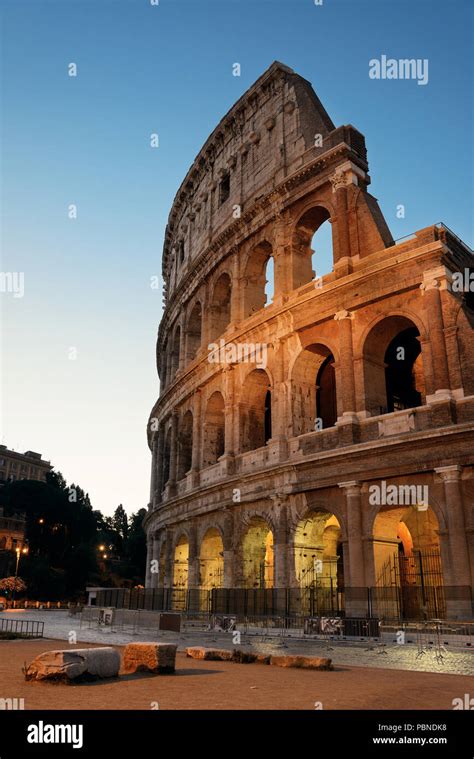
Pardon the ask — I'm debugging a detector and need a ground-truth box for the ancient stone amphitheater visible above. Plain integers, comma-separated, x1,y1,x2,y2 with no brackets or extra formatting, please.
144,62,474,620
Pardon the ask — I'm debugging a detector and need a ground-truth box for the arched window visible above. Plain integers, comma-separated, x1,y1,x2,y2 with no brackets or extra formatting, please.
310,218,333,281
241,369,272,452
243,241,273,317
209,273,232,341
186,302,202,363
384,328,423,412
362,317,425,417
177,410,193,480
170,325,181,378
162,428,171,486
316,354,337,428
203,391,225,467
291,344,338,435
293,205,332,289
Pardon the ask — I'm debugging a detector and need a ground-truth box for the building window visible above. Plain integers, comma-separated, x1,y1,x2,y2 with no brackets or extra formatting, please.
219,173,230,205
178,240,185,265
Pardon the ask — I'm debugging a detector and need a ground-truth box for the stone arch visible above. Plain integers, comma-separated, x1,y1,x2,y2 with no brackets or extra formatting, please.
158,338,168,389
199,527,224,589
209,272,232,341
293,510,344,591
240,368,272,452
361,314,426,417
371,501,445,618
203,390,225,467
290,343,338,435
242,240,273,317
177,409,193,480
291,202,335,289
170,323,182,379
185,300,202,363
172,533,189,592
241,516,274,588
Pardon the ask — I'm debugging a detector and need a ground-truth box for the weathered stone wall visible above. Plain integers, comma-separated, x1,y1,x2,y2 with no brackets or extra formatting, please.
145,62,474,620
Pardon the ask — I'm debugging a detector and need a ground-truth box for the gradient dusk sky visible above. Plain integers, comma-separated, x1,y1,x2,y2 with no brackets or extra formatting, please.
1,0,472,515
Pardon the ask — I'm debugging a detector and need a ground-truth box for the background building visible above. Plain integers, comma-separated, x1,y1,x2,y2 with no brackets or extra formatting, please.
0,446,51,483
144,62,474,620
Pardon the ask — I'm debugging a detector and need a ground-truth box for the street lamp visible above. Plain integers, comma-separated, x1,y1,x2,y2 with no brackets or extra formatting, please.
11,545,28,608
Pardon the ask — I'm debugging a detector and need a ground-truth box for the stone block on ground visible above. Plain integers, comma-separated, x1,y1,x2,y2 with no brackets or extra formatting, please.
270,655,332,670
24,647,120,682
122,642,177,674
185,646,233,661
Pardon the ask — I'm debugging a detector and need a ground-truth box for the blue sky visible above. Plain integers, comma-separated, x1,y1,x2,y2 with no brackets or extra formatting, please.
1,0,472,515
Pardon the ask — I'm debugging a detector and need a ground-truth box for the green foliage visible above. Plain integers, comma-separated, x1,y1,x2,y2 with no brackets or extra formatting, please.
0,472,146,598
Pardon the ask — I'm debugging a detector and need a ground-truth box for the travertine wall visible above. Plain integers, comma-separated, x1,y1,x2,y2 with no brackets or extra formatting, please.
144,62,474,619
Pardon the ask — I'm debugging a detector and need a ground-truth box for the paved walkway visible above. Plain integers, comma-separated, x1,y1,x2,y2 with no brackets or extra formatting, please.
2,610,473,676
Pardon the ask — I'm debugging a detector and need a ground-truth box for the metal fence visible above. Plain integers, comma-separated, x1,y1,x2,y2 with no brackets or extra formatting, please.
94,585,473,622
0,617,44,638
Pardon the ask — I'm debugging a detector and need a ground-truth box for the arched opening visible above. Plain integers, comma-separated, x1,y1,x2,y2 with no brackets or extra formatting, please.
294,512,343,583
199,528,224,589
242,518,274,588
264,257,274,307
170,325,181,379
209,273,231,341
203,391,225,467
291,344,337,435
385,327,423,412
293,205,332,289
373,502,444,619
172,534,189,610
311,218,333,281
185,302,202,363
362,316,425,417
316,354,337,428
162,428,171,487
177,410,193,480
240,369,272,452
160,339,168,389
242,241,273,317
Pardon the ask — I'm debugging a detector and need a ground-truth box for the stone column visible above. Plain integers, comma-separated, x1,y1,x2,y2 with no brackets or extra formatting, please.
223,512,235,588
272,211,291,304
420,274,450,397
154,425,165,504
222,366,236,474
145,534,153,588
272,495,289,588
339,481,367,617
191,390,202,486
168,411,179,492
150,534,161,589
163,532,174,589
434,466,472,619
149,435,158,505
443,325,463,394
187,527,199,589
334,310,358,445
329,166,354,275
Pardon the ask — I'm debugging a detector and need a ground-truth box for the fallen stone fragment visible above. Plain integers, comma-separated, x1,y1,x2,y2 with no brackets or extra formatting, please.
232,650,258,664
185,647,233,661
270,655,332,670
122,642,177,674
24,647,120,682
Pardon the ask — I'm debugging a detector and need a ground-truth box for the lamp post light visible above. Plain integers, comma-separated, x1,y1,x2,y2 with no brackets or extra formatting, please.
11,545,28,608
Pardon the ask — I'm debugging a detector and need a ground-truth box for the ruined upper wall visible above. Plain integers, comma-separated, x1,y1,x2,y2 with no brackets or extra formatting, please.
162,61,363,300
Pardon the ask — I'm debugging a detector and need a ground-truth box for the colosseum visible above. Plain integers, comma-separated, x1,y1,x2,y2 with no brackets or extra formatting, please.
144,61,474,621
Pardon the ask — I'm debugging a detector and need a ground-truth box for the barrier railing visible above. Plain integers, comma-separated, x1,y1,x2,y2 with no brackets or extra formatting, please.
0,617,44,638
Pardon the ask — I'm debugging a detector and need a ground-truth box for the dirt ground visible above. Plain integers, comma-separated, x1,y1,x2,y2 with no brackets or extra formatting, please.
0,639,471,710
